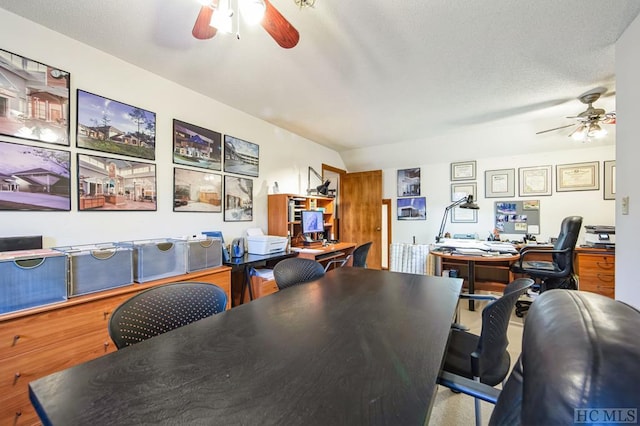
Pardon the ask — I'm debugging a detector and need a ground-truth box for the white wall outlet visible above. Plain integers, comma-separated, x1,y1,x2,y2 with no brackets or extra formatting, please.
622,196,630,215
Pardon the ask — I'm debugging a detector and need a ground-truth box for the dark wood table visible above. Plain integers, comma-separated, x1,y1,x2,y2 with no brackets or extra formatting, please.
29,268,462,426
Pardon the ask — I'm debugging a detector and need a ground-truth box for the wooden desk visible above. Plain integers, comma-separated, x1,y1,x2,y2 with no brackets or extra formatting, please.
575,246,615,298
431,250,520,311
29,268,462,426
292,241,357,267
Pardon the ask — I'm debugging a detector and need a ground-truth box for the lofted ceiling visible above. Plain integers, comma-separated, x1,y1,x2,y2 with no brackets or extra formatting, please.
1,0,638,170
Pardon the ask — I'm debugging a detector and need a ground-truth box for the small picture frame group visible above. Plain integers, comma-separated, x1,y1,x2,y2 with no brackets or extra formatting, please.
397,168,420,197
397,197,426,220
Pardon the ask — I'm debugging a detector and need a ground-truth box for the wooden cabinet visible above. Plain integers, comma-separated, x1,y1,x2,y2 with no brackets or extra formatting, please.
0,266,230,426
268,194,335,244
575,247,615,299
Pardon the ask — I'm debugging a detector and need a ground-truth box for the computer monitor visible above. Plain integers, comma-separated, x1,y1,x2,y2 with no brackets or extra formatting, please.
301,210,324,234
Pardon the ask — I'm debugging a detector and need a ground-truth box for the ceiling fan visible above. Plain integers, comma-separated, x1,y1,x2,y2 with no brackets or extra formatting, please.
536,88,616,142
192,0,300,49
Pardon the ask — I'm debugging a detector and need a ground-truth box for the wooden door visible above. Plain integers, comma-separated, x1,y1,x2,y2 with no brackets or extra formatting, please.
340,170,382,269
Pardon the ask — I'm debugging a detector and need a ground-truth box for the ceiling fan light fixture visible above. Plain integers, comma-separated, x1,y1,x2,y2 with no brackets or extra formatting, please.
239,0,266,25
210,0,233,33
570,124,586,141
587,122,607,139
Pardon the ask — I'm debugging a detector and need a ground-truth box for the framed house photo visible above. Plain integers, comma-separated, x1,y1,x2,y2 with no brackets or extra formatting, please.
485,168,515,198
76,89,156,160
0,140,71,211
224,175,253,221
397,197,426,220
223,135,259,177
397,168,420,197
173,167,222,212
172,119,222,171
519,165,552,197
0,48,70,146
603,160,615,200
77,153,157,211
451,160,476,181
556,161,599,192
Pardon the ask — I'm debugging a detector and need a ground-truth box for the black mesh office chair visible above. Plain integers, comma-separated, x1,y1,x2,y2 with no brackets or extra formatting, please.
109,282,227,349
442,277,534,426
273,257,325,290
323,241,373,271
510,215,582,317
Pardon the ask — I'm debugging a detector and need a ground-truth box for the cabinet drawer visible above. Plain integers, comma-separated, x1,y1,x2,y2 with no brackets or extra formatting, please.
0,386,40,426
0,294,129,360
251,276,279,299
577,254,615,273
580,285,615,299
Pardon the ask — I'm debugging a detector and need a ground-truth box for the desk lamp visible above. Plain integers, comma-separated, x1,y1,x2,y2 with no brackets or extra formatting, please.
436,195,479,243
307,166,331,196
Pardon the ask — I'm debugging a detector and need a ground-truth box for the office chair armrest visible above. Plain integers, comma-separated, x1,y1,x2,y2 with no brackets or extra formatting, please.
437,371,500,404
458,293,499,302
323,258,347,272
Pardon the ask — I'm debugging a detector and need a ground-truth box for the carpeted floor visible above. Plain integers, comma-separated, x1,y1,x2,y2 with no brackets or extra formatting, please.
428,296,527,425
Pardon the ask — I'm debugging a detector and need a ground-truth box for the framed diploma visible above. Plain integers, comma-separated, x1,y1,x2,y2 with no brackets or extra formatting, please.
485,168,515,198
556,162,599,192
519,165,552,197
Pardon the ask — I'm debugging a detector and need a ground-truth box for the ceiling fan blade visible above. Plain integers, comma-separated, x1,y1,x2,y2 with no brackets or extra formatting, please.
261,0,300,49
535,123,576,135
193,5,217,40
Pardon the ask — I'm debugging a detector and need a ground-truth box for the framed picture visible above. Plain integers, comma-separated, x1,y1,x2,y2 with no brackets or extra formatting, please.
224,175,253,221
76,89,156,160
603,160,615,200
397,197,426,220
77,153,157,211
451,160,476,181
519,165,552,197
485,168,515,198
172,119,222,171
452,207,477,223
173,167,222,212
451,182,477,202
397,168,420,197
223,135,259,177
556,161,599,192
0,48,70,146
0,140,71,211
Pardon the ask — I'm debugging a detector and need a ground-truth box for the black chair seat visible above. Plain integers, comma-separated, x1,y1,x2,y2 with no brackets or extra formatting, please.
273,257,325,290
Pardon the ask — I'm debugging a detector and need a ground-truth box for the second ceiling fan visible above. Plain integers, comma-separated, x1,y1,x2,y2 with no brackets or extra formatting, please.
192,0,300,49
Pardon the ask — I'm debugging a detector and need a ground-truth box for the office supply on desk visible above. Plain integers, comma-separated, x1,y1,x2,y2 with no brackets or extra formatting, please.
246,227,288,255
436,195,480,243
584,224,615,247
29,268,463,426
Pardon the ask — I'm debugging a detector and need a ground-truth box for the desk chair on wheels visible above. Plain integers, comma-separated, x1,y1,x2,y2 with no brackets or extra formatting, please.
108,282,227,349
510,215,582,317
442,277,534,426
323,241,373,272
273,257,325,290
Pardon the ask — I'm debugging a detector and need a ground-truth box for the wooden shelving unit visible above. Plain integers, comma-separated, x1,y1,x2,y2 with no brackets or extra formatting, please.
268,194,335,245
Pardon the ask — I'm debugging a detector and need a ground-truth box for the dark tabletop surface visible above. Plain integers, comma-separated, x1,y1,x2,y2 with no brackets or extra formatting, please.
223,250,297,267
29,268,462,426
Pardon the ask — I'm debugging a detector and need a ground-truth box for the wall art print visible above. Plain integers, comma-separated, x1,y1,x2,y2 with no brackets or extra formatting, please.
173,119,222,171
77,153,156,211
76,89,156,160
0,48,70,146
223,135,259,177
173,167,222,212
224,175,253,221
397,168,420,197
397,197,426,220
0,140,71,211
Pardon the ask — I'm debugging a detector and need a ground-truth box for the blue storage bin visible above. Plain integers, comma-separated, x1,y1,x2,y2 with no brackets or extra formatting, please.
0,249,67,314
54,243,134,296
184,237,222,272
119,239,187,283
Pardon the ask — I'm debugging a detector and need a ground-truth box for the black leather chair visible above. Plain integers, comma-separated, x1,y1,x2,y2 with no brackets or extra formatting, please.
442,277,534,426
510,215,582,316
324,241,373,271
439,290,640,425
273,257,325,290
108,282,227,349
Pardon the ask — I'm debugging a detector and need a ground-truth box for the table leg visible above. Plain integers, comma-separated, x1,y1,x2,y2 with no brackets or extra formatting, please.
467,260,475,311
240,265,255,303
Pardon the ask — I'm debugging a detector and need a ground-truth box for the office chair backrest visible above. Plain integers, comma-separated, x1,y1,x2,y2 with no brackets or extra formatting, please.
109,282,227,349
552,215,582,271
473,278,534,381
351,242,373,268
273,257,325,290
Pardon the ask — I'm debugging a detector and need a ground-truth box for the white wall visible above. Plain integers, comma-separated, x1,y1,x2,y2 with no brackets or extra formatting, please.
615,14,640,307
386,145,615,246
0,9,344,247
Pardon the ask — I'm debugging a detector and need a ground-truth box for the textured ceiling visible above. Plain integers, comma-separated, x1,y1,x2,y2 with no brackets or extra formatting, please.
1,0,638,170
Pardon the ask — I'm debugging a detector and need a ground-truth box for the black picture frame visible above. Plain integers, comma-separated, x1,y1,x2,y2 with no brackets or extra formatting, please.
0,48,70,146
224,175,253,222
77,153,157,211
0,140,71,211
173,167,222,212
172,119,222,171
397,197,426,220
223,134,259,177
76,89,156,160
397,168,421,197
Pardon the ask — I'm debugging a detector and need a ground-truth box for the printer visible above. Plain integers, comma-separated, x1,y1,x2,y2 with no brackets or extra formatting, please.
246,228,288,255
584,225,615,248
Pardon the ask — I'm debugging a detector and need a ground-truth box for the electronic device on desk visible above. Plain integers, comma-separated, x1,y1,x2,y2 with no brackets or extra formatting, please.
246,228,288,255
584,225,615,248
300,210,324,246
